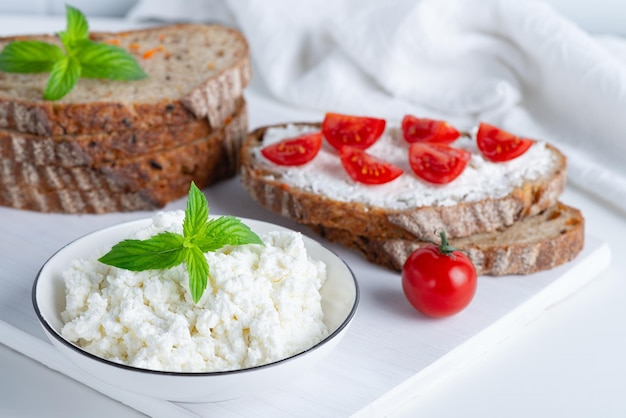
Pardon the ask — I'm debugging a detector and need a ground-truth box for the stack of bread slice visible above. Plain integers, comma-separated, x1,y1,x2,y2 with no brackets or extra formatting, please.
0,23,251,213
239,122,584,276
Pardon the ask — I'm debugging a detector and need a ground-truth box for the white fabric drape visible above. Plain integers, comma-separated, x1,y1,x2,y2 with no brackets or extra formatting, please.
129,0,626,214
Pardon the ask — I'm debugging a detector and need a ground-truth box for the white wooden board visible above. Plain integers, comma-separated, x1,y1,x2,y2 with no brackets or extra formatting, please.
0,175,611,418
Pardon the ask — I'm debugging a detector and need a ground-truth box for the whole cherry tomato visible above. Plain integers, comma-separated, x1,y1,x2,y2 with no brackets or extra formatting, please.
340,146,403,185
402,231,477,318
322,112,386,150
401,115,460,143
261,131,323,166
408,142,471,185
476,122,533,162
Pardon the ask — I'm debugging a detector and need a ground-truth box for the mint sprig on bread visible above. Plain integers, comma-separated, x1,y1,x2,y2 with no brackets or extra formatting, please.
0,5,146,100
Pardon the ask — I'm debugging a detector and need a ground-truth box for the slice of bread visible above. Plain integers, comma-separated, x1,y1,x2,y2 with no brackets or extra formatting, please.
0,97,244,167
0,106,248,213
312,202,584,276
1,186,164,214
0,102,246,192
0,23,250,135
240,123,567,242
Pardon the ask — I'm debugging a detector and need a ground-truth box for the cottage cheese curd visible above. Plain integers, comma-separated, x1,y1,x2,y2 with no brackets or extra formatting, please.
60,211,329,373
256,124,558,209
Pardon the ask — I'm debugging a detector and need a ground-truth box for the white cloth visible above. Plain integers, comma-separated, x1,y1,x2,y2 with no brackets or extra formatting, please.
129,0,626,214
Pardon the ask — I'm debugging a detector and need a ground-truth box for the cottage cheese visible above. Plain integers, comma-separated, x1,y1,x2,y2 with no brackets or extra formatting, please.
256,124,558,209
60,211,329,373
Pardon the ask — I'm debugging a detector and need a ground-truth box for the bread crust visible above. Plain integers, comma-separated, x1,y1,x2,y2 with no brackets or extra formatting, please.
0,24,251,135
0,98,244,167
0,107,248,213
240,123,568,241
312,203,585,276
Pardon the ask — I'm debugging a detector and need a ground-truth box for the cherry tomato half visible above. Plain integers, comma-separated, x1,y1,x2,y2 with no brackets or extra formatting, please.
340,146,403,185
401,115,460,143
322,112,386,150
402,231,477,318
261,131,323,166
476,122,533,162
408,142,471,184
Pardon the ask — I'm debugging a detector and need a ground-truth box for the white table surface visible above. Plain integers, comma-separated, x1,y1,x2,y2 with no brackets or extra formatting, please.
2,134,623,418
0,15,625,418
1,187,622,418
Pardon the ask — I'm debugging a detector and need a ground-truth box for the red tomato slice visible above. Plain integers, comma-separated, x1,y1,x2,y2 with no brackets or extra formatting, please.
409,143,471,185
476,122,533,162
402,115,460,143
340,146,403,185
260,132,323,166
322,112,386,150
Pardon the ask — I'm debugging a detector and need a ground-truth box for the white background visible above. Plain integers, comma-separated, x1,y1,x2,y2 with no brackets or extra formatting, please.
1,2,625,417
0,0,623,36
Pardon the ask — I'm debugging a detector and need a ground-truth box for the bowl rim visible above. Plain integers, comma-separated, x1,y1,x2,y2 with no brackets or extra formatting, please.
31,216,360,377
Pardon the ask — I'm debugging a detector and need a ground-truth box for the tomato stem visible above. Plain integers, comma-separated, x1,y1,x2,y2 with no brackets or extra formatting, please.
437,230,460,257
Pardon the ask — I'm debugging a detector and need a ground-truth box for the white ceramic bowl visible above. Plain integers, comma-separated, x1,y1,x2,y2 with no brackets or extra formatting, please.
32,217,359,402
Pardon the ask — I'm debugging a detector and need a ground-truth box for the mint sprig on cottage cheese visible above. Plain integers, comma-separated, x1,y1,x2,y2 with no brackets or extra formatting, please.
98,182,263,303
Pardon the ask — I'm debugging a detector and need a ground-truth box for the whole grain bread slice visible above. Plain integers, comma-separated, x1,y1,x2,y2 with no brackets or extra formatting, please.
2,182,167,213
0,23,250,135
0,106,248,213
0,97,244,167
0,104,246,193
312,202,584,276
240,123,567,242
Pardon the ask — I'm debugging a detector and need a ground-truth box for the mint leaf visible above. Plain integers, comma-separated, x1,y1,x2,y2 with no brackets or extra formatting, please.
44,55,81,100
63,5,89,44
98,232,185,271
0,5,147,100
75,40,147,80
98,182,264,304
196,216,264,252
183,182,209,239
185,246,209,303
0,41,64,73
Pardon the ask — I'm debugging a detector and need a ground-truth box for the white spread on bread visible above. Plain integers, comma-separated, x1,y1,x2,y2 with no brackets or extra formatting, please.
255,124,558,210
